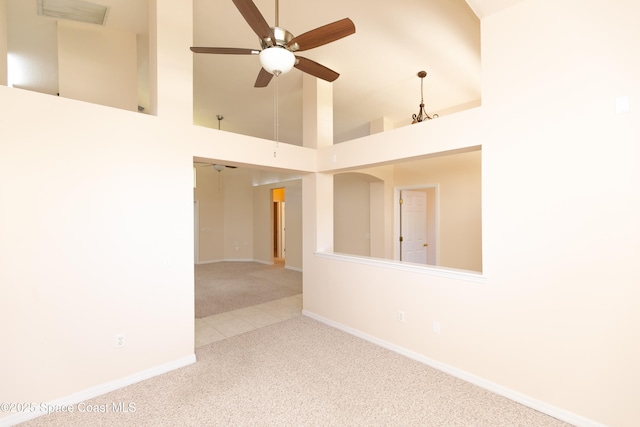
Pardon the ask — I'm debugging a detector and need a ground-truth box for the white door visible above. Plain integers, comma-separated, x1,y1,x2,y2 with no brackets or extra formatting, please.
400,190,427,264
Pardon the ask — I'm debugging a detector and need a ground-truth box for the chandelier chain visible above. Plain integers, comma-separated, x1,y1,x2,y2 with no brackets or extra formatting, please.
412,70,438,124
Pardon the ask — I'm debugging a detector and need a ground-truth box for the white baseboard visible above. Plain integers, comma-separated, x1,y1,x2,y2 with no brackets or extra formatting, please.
302,310,604,427
197,258,303,272
252,259,273,266
194,259,225,265
1,354,196,427
254,259,303,272
196,258,255,265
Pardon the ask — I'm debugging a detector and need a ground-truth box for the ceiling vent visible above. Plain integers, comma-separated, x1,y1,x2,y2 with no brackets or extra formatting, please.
37,0,110,26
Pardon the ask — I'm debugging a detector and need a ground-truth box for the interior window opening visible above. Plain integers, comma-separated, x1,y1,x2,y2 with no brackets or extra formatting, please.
333,148,482,273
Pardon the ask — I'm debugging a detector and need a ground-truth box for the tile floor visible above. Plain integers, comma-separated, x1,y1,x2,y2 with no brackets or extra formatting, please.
195,294,303,348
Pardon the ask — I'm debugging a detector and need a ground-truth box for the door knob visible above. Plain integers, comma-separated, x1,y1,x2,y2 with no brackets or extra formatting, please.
423,243,428,247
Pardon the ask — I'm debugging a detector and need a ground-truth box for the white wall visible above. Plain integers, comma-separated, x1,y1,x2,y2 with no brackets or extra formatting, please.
304,1,640,426
0,88,195,411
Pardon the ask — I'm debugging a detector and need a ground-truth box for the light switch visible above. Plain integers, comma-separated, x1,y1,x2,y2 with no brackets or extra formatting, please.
615,95,630,114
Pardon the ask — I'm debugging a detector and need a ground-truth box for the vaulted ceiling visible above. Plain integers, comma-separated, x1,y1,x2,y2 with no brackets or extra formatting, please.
5,0,522,145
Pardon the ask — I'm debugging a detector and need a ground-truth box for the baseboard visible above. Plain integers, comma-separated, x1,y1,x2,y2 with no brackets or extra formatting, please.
1,354,196,427
197,258,303,273
196,258,255,265
194,259,225,265
302,310,604,427
252,259,273,266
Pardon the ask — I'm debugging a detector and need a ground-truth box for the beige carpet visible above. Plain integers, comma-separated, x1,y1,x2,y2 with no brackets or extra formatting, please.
195,261,302,318
22,316,572,427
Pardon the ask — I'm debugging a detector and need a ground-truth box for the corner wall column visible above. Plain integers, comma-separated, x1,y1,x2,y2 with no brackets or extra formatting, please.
148,0,193,123
302,74,334,256
0,0,7,86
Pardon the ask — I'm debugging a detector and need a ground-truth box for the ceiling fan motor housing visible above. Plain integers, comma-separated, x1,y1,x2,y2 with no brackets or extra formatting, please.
260,27,297,51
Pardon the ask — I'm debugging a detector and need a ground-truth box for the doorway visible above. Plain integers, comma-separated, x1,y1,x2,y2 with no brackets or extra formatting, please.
397,186,437,265
272,188,286,263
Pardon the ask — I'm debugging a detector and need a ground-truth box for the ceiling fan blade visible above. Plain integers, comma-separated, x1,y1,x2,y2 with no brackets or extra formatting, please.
190,47,259,55
255,68,274,87
194,162,238,169
294,56,339,82
287,18,355,52
232,0,275,43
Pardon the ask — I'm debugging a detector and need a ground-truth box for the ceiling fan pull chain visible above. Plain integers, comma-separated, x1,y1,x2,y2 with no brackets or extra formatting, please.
274,73,280,157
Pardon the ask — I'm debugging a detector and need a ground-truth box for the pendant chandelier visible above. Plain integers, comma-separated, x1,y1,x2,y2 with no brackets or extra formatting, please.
411,71,438,124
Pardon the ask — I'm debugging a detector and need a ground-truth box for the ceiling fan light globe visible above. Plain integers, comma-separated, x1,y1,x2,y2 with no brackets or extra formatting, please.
259,47,295,76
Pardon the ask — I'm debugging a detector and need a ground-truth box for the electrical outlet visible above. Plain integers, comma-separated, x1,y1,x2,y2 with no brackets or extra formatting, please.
432,321,441,335
398,310,405,323
115,334,125,349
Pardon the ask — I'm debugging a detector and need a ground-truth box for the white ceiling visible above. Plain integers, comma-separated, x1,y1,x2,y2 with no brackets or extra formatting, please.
6,0,521,146
193,0,482,144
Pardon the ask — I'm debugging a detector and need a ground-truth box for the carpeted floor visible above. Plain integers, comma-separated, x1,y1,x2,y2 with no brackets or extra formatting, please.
22,316,573,427
194,261,302,318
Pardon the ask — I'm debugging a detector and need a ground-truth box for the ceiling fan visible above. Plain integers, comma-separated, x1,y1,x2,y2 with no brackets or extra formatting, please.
195,162,237,172
190,0,356,88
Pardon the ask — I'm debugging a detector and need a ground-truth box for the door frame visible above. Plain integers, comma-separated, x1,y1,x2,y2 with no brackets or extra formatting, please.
271,188,286,262
394,184,439,265
193,200,199,264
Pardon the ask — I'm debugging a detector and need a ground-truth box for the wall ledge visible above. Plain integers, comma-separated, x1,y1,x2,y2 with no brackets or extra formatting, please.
314,252,486,283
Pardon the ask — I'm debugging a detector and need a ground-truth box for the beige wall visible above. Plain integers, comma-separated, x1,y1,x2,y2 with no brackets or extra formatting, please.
58,21,138,111
334,173,376,257
2,1,639,426
336,151,482,272
194,169,303,270
5,0,58,94
0,0,6,86
305,1,640,426
222,169,254,260
253,180,303,271
394,150,482,271
1,1,197,422
193,165,225,262
0,88,195,410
